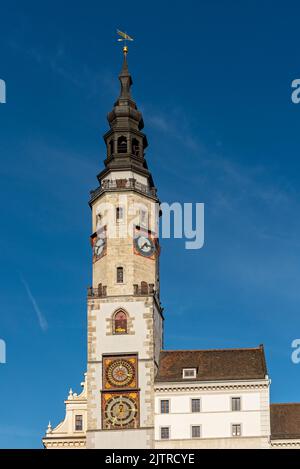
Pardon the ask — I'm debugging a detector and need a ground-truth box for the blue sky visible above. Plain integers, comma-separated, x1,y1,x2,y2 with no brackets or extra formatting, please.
1,0,300,448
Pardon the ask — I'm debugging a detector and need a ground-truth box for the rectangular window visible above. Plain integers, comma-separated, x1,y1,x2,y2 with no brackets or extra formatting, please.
182,368,197,379
140,209,148,227
160,427,170,440
75,415,83,431
232,424,242,437
231,397,241,411
191,425,201,438
116,267,124,283
116,206,124,222
191,398,201,413
160,399,170,414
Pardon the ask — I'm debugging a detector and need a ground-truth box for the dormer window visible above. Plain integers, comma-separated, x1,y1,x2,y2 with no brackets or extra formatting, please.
182,368,197,379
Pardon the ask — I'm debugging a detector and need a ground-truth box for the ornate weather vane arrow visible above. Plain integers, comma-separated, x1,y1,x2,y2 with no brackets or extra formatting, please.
117,29,134,56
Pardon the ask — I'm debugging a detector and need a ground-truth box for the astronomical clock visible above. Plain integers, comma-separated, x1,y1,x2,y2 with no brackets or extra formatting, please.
102,392,139,429
102,355,139,429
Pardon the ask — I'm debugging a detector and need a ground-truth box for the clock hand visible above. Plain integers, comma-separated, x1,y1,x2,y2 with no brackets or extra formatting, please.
141,241,150,249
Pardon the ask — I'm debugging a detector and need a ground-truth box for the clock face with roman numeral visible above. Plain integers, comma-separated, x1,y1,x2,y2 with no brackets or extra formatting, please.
106,359,135,388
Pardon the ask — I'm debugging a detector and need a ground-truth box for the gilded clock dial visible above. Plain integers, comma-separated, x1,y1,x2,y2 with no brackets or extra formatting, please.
134,235,155,257
106,359,135,388
104,395,138,428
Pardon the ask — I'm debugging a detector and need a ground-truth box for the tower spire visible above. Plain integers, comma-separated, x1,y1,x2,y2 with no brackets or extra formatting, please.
116,30,134,100
119,49,132,100
94,36,156,191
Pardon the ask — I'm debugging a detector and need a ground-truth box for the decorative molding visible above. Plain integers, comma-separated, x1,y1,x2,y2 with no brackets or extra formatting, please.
271,440,300,448
154,383,270,393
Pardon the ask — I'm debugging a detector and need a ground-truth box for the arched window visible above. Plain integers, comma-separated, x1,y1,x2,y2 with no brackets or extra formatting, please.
116,266,124,283
113,310,128,334
132,138,140,157
117,136,127,153
109,139,114,156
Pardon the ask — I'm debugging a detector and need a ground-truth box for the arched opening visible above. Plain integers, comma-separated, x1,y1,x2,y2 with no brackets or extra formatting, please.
132,138,140,157
109,139,114,156
117,136,127,153
113,310,128,334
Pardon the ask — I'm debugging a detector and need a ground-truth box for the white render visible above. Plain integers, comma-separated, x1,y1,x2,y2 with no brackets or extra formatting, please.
154,379,270,449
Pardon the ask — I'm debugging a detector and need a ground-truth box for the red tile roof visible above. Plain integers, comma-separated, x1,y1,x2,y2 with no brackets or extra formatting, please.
271,403,300,440
155,345,267,382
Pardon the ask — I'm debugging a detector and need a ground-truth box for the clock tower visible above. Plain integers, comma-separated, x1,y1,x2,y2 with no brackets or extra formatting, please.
86,49,163,449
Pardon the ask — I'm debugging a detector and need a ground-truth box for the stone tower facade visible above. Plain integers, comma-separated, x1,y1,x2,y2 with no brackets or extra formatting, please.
86,51,164,449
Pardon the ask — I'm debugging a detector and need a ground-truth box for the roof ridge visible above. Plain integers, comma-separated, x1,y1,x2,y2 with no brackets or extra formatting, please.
160,346,262,353
271,402,300,406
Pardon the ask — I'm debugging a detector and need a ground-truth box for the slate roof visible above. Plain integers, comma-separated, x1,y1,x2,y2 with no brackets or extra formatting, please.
155,345,267,382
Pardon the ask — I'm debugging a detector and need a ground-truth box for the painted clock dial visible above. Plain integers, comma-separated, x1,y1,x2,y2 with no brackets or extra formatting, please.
93,237,105,258
106,359,135,388
134,235,155,257
104,394,138,428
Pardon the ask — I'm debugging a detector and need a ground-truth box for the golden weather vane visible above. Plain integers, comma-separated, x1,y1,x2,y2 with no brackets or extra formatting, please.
117,29,134,55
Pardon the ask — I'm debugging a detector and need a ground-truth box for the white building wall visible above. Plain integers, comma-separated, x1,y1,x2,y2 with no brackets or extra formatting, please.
154,380,270,444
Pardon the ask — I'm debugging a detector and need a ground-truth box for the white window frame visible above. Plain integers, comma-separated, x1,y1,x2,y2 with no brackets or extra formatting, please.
182,368,197,379
160,399,170,414
191,424,201,439
231,423,242,437
160,426,170,440
191,398,201,413
231,396,242,412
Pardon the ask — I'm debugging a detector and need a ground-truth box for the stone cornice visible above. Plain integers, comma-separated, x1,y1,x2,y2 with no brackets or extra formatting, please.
154,381,269,393
43,437,86,449
271,439,300,447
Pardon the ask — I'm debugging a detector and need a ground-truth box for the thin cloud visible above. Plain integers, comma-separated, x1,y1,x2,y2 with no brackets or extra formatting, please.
9,40,107,97
146,111,201,152
19,274,48,332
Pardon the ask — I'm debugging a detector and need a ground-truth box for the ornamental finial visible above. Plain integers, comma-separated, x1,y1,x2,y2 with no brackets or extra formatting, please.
46,421,52,434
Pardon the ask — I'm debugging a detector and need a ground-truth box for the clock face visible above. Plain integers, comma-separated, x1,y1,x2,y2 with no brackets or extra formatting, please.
134,235,155,257
93,237,105,257
106,359,135,388
104,394,138,428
